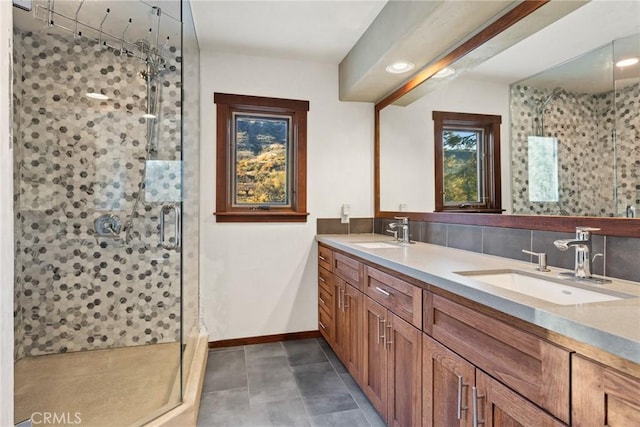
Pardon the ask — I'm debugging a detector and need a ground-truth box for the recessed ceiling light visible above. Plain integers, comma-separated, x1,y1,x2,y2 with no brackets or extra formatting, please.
385,61,415,74
86,92,109,100
616,57,639,68
432,67,456,79
142,113,157,119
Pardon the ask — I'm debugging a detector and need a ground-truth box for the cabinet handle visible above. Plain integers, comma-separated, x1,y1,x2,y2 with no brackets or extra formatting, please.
381,319,388,347
337,288,343,310
343,295,349,310
319,255,326,261
319,321,327,330
385,322,392,349
375,286,391,297
319,276,326,283
457,375,469,420
319,297,326,305
472,387,485,427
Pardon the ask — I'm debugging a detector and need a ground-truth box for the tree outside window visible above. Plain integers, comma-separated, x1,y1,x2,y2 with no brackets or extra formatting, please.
214,93,309,222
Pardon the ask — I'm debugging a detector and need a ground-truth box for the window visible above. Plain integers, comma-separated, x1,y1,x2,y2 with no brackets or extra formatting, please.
433,111,502,212
214,93,309,222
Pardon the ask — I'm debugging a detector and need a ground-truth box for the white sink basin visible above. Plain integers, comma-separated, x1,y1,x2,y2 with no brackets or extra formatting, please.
355,242,400,249
456,270,630,305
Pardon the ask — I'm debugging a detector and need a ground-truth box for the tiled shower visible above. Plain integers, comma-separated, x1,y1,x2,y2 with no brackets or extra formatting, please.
510,82,639,217
13,29,184,358
12,0,200,423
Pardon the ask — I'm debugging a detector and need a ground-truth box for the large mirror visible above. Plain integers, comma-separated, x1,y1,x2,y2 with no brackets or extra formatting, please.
378,0,639,221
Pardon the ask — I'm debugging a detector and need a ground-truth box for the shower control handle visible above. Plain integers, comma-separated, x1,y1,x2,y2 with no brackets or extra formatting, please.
160,204,181,251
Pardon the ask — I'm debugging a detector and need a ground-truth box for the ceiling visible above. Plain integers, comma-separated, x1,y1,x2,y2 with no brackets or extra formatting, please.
190,0,388,63
467,0,640,95
13,1,638,102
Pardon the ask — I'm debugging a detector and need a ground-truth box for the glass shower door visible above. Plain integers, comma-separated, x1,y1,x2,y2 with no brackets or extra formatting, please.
12,1,185,424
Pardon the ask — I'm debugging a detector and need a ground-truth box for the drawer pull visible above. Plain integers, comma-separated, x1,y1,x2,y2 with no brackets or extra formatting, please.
375,286,391,297
319,255,327,261
319,321,327,330
319,276,326,283
457,375,469,420
319,297,326,305
472,387,485,427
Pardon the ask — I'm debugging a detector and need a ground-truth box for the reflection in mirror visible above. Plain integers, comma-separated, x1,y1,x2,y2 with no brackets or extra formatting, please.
379,76,510,213
511,32,639,217
378,0,639,219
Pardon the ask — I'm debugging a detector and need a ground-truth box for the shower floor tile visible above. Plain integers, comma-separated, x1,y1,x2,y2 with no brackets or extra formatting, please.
14,342,181,427
197,338,383,427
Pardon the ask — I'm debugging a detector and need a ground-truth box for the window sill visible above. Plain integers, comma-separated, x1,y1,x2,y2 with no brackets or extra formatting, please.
214,211,310,223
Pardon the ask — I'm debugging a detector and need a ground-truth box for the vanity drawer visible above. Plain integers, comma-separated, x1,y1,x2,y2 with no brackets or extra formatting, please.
318,305,333,342
334,252,363,291
425,292,570,423
318,245,333,271
364,265,422,328
318,269,334,316
318,266,334,292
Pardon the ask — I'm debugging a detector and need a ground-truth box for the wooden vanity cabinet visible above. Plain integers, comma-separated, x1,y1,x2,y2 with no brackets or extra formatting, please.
423,335,564,427
424,292,570,424
333,277,363,384
363,295,422,426
318,242,640,427
317,245,364,385
572,354,640,426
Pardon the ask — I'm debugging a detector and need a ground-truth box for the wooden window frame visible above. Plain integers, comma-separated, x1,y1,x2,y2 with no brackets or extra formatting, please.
214,93,309,222
433,111,502,213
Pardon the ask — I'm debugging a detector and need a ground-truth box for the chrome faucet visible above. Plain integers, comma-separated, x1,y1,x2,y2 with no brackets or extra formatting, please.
386,216,410,243
553,227,600,279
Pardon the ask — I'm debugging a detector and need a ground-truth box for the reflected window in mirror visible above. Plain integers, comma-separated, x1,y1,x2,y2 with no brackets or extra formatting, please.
433,111,502,212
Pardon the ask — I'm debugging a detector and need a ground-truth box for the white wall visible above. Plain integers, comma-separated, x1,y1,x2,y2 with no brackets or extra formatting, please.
0,1,14,423
380,76,512,213
200,52,373,341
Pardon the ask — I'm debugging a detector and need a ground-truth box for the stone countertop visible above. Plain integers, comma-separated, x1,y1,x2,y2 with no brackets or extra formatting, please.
316,233,640,364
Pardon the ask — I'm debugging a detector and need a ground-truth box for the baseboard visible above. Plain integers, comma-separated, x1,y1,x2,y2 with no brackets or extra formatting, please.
208,330,321,349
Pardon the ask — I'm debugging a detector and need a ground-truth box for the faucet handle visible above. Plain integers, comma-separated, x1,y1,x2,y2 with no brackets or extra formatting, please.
575,226,600,240
522,249,550,272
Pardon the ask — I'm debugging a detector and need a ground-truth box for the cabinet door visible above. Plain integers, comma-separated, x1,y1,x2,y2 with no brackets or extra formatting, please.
362,296,388,419
475,371,566,427
386,312,422,427
423,335,474,427
344,284,362,385
572,355,640,426
333,278,348,360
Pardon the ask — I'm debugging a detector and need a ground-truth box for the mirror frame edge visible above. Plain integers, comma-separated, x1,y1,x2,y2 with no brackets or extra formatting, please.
373,0,639,238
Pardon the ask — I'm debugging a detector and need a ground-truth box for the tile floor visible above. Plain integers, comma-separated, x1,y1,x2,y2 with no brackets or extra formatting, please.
197,338,386,427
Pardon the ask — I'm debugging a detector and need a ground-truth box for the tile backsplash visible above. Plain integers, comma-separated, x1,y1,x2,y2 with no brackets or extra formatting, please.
374,219,639,283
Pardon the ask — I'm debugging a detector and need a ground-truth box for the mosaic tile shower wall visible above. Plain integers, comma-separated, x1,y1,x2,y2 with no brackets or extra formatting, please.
13,29,184,358
511,84,639,217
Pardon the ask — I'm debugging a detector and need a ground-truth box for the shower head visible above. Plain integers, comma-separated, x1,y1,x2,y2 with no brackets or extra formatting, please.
539,87,565,109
